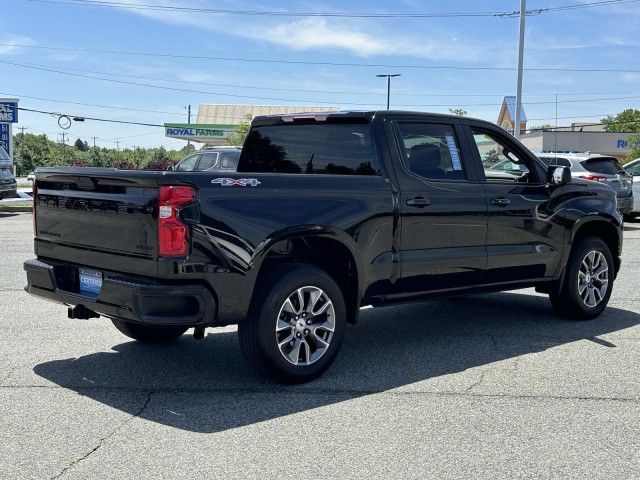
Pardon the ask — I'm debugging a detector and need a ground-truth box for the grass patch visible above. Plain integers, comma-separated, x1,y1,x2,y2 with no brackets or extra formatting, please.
0,204,32,212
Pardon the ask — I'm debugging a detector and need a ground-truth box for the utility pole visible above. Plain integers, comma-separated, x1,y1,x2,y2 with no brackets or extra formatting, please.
58,132,67,161
18,126,28,154
17,126,28,175
187,104,192,147
92,136,97,149
376,74,401,110
115,140,120,151
514,0,526,140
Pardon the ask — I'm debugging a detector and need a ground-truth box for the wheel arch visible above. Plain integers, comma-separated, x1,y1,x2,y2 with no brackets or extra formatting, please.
250,227,364,324
570,216,622,275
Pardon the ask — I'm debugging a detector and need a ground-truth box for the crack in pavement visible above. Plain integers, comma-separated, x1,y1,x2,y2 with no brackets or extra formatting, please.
50,391,153,480
2,384,636,404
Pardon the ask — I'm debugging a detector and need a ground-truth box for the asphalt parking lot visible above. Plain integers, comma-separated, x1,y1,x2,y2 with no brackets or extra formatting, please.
1,212,639,479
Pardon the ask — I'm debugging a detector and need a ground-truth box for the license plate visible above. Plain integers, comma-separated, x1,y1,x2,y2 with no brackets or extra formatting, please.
79,268,102,295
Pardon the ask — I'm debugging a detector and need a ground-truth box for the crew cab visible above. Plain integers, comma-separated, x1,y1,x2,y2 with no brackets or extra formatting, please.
24,111,623,383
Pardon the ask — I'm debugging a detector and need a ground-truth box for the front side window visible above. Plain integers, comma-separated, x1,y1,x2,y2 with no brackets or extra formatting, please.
624,162,640,175
396,123,465,180
176,154,199,172
472,130,531,182
237,123,378,175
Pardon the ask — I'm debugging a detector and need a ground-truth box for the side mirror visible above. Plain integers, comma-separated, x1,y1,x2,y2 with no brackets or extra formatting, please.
548,165,571,186
167,165,175,171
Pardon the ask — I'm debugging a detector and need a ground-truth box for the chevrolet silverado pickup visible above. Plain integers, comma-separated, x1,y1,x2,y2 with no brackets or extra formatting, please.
25,111,623,383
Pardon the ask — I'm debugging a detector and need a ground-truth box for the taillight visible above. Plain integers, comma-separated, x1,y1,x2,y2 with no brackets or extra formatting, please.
578,174,608,182
158,185,196,257
32,179,37,237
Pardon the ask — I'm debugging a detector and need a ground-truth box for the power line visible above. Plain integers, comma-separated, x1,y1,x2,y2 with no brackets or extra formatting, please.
2,43,639,73
22,0,640,18
2,60,636,98
5,60,640,108
0,91,183,115
18,106,165,127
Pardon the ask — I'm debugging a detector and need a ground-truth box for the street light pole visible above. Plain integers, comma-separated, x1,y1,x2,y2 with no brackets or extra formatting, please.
376,74,401,110
514,0,526,140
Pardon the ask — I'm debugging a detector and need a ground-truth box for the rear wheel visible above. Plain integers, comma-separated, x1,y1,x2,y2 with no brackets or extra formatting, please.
239,264,346,383
111,319,188,343
549,236,614,320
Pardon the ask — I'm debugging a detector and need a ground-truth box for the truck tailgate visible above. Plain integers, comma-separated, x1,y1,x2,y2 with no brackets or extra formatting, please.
34,169,160,274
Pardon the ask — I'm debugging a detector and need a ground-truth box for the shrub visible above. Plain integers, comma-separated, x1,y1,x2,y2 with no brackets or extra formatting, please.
145,158,177,171
70,158,89,167
113,160,135,170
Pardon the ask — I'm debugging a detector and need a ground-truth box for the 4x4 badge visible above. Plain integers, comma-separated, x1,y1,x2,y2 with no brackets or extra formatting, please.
211,178,261,187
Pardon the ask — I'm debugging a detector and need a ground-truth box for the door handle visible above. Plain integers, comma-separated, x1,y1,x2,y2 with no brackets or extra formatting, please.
491,197,511,207
406,197,431,208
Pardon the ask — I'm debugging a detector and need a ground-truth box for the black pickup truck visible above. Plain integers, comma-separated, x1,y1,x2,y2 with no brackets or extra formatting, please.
25,111,623,382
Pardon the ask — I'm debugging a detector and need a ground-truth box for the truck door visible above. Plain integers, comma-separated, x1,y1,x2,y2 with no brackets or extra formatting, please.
464,123,565,282
390,118,488,295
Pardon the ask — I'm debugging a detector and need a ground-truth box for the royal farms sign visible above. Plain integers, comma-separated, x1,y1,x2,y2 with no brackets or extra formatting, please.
164,123,236,144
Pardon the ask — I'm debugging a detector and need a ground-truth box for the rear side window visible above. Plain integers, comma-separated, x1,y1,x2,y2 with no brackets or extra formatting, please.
581,157,623,175
197,152,219,170
396,123,465,180
237,123,378,175
219,151,240,169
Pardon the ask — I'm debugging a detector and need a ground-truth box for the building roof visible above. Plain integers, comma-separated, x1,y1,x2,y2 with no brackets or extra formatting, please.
502,96,527,122
197,104,338,125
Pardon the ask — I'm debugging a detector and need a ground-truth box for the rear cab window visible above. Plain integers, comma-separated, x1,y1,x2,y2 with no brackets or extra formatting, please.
581,157,624,175
237,123,379,175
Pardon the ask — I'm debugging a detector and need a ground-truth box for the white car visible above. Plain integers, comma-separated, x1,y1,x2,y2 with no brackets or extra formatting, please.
623,158,640,218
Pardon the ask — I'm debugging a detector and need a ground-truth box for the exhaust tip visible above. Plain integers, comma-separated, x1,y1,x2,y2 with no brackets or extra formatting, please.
68,305,100,320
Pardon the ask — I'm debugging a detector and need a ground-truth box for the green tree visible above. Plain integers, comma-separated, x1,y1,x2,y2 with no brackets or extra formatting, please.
528,124,554,132
13,133,60,175
74,138,90,151
601,109,640,133
448,108,467,117
628,134,640,160
226,114,252,146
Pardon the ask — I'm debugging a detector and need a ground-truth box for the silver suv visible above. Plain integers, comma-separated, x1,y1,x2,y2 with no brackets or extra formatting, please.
171,146,241,172
537,152,633,214
0,146,17,200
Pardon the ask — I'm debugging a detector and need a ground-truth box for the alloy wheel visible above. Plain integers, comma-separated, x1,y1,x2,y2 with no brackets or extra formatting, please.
275,286,336,366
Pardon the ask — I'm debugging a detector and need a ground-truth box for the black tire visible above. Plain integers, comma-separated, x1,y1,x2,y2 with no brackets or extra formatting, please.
111,319,188,343
239,264,347,383
549,236,614,320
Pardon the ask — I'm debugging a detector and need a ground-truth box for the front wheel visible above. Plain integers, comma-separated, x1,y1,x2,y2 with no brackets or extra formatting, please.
111,319,188,343
549,236,614,320
239,265,347,383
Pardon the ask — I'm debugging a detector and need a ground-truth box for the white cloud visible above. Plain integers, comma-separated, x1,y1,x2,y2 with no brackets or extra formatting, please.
253,17,483,61
102,0,492,63
0,34,34,55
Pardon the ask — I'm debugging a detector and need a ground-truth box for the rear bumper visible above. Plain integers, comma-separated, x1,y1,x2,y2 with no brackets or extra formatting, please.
0,181,17,198
24,258,216,326
617,194,633,214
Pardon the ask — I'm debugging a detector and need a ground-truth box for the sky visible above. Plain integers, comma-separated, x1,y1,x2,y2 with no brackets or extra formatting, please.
2,0,640,149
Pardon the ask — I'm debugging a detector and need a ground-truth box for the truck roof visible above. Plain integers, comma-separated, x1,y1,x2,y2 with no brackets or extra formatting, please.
251,110,492,127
